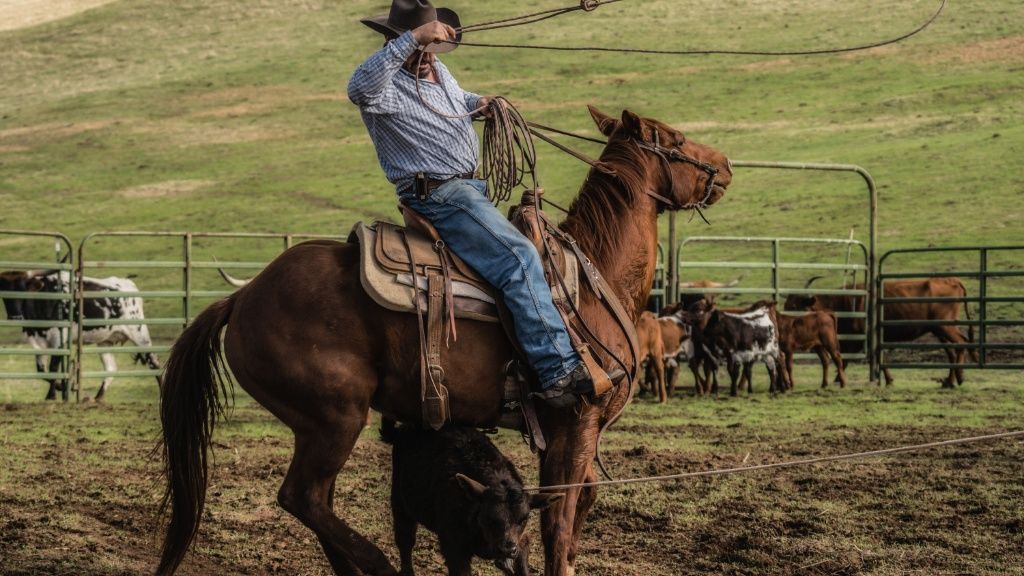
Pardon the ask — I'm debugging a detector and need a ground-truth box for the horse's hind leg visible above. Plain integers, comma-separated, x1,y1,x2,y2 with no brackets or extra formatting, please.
278,415,397,576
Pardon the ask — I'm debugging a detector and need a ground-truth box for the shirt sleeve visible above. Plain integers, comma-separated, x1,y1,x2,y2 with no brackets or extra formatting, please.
346,31,419,114
463,90,482,113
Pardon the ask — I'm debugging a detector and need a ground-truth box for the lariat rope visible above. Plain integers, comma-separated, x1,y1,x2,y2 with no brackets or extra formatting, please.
446,0,947,57
524,429,1024,492
456,0,622,34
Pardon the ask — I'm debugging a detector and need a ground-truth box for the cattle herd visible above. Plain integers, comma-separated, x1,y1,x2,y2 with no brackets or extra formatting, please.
1,268,976,401
637,275,976,399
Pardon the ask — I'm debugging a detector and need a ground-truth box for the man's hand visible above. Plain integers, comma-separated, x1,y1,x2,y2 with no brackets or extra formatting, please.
411,21,456,48
477,96,497,118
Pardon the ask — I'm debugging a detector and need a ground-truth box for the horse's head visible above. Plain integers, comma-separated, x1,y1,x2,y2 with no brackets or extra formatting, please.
588,106,731,212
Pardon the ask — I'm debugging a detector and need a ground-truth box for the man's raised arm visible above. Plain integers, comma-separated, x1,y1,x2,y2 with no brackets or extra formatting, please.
346,31,418,112
347,22,458,113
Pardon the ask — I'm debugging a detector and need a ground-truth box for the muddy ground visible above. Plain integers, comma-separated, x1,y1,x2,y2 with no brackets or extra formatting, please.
1,368,1022,575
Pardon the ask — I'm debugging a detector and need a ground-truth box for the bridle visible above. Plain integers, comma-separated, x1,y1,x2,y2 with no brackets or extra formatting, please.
527,120,723,222
633,130,721,216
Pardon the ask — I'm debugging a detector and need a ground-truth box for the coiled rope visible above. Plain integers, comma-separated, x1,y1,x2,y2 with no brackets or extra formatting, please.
481,97,539,205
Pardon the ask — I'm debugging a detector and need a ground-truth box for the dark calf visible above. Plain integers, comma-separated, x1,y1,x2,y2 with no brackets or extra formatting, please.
381,421,563,576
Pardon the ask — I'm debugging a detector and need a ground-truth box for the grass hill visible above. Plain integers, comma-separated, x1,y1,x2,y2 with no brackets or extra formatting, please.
1,0,1021,250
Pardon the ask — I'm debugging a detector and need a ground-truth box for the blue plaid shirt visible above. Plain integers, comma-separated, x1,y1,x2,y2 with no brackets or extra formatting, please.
347,32,481,193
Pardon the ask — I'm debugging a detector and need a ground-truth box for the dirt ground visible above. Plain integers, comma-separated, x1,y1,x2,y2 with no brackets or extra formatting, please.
0,0,117,32
2,370,1022,576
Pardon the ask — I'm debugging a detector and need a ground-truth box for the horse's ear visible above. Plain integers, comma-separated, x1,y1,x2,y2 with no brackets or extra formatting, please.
588,105,618,137
620,109,644,137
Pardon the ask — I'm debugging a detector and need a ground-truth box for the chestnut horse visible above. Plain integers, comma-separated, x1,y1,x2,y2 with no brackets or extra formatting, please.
156,106,732,576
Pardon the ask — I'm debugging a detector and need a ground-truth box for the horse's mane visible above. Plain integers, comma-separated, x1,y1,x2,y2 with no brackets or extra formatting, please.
560,138,651,264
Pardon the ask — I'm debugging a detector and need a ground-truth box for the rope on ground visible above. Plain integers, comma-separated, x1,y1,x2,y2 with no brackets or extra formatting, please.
524,428,1024,492
449,0,946,57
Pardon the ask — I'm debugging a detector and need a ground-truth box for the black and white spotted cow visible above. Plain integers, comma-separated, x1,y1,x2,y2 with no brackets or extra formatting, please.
0,270,161,400
688,299,782,396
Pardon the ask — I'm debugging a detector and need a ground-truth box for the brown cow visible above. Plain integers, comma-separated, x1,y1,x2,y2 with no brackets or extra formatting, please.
785,277,976,387
637,311,667,402
656,313,693,396
775,311,846,389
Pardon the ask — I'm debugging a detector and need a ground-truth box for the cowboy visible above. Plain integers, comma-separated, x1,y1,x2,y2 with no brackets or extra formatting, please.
348,0,607,408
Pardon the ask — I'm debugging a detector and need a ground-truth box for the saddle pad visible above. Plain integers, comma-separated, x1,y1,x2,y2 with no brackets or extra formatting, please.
351,221,581,323
354,222,499,323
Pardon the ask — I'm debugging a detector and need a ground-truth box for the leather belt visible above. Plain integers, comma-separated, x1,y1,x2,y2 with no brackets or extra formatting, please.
414,172,477,199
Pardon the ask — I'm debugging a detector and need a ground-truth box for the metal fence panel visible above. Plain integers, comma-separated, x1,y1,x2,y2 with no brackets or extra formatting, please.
73,231,346,401
0,230,76,400
878,246,1024,373
674,236,872,362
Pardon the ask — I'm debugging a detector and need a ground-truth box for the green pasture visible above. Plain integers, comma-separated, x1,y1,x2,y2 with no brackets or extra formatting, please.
1,0,1022,246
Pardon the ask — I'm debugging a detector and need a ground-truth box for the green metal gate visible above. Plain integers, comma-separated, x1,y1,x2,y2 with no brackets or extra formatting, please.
73,231,345,401
676,235,872,362
0,230,76,400
877,246,1024,376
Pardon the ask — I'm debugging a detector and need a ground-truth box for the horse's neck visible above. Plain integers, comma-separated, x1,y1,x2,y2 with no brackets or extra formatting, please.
562,175,659,320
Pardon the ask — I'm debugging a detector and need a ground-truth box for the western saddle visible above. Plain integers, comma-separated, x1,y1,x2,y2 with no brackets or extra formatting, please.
349,189,614,439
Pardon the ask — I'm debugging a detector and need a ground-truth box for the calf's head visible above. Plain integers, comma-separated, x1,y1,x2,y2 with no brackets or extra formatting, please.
783,294,818,312
455,473,563,567
686,298,717,333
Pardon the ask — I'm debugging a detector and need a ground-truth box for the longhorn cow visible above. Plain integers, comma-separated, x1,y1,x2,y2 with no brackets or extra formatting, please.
0,270,161,400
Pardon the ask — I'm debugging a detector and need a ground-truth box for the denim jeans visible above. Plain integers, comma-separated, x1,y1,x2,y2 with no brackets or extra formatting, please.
398,179,581,388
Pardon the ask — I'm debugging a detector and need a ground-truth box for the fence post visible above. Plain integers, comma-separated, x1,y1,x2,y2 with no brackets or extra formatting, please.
183,233,193,327
979,248,987,368
771,239,781,303
667,212,677,304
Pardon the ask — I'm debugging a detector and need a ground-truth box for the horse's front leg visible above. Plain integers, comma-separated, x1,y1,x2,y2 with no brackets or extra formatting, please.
539,409,601,576
566,463,598,573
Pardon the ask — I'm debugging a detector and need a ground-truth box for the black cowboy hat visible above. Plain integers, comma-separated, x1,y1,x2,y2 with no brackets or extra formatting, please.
360,0,462,54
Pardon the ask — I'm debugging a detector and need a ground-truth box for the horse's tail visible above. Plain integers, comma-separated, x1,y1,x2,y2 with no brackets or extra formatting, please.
156,294,236,575
956,278,979,362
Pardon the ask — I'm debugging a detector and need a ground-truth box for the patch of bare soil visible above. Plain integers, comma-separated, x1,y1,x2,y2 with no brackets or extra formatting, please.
922,36,1024,65
116,179,214,199
1,409,1021,576
0,0,118,32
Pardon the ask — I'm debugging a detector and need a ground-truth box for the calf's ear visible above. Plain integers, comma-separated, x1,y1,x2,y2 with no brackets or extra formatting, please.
454,473,488,500
529,492,565,511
